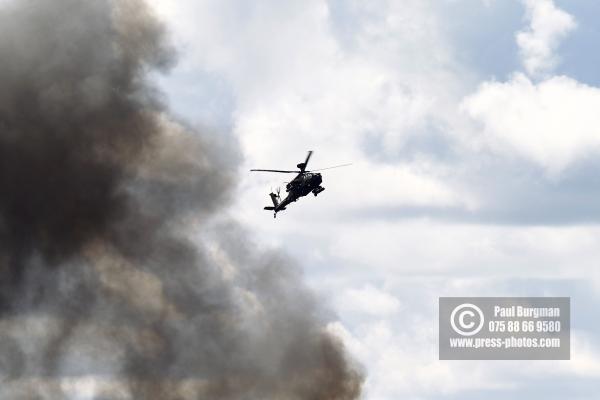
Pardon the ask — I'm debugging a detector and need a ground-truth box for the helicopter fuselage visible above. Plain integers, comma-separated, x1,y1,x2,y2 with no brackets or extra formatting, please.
286,172,322,196
267,172,324,217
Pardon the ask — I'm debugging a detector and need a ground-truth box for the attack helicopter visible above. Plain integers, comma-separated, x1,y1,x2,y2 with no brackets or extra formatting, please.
250,151,351,218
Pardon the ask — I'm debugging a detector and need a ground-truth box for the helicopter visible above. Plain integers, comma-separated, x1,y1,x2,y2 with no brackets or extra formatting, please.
250,151,351,218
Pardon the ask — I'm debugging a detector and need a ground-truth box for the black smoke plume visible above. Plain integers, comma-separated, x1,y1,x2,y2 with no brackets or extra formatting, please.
0,0,363,398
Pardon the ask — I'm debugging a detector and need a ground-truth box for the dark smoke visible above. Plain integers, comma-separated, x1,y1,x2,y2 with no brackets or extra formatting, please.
0,0,364,398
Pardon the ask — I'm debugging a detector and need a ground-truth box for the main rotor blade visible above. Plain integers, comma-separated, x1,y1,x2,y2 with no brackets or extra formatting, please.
308,163,352,172
304,150,313,168
250,169,300,173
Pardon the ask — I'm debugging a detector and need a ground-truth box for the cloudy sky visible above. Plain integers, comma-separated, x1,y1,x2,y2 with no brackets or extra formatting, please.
153,1,600,398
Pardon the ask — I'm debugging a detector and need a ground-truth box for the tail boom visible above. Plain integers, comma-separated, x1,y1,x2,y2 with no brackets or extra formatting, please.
264,192,288,217
269,192,280,207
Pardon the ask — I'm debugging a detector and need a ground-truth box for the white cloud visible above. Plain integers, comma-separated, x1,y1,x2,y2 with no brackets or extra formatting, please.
522,331,600,378
327,277,600,400
325,220,600,280
462,73,600,175
328,314,513,399
154,0,469,161
460,1,600,176
516,0,576,78
335,284,402,317
153,0,476,228
331,163,475,209
151,1,600,399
